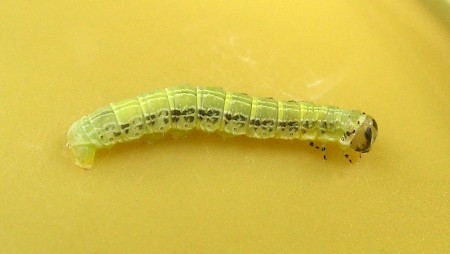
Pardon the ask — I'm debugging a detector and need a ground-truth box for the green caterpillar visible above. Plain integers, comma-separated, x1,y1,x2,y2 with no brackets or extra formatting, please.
67,85,378,169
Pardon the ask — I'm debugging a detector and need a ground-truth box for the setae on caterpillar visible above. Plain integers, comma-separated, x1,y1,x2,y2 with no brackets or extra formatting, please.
67,85,378,169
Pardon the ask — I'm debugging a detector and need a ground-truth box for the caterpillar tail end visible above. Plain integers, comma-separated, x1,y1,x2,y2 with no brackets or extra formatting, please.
70,145,97,169
67,118,99,169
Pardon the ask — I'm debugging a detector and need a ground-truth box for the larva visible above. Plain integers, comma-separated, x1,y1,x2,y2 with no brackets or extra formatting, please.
67,85,378,169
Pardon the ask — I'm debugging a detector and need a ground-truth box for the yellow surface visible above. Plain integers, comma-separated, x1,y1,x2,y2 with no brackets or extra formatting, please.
0,0,449,253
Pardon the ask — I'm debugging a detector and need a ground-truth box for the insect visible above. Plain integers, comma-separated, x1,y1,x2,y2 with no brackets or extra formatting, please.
67,85,378,169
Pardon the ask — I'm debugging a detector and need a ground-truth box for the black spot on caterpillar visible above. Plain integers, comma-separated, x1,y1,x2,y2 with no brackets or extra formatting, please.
67,85,378,169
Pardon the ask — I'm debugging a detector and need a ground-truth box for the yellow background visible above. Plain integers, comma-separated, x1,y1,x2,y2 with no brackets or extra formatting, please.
1,0,449,253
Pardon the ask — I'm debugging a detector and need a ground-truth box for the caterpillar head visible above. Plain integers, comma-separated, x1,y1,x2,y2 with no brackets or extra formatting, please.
350,115,378,153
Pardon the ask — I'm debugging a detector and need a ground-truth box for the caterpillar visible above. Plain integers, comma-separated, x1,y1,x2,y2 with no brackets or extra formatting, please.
67,85,378,169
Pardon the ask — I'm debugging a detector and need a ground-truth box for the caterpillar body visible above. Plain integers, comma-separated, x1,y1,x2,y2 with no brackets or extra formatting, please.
67,85,378,169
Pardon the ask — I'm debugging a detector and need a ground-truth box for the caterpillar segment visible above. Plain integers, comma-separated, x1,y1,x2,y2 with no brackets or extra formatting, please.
67,85,378,169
